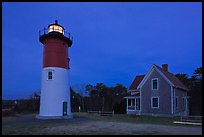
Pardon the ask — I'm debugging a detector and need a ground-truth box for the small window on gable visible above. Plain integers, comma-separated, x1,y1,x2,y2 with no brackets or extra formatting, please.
48,71,53,80
152,78,158,90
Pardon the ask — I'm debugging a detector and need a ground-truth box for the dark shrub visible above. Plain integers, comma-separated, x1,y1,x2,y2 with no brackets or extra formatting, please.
2,109,16,117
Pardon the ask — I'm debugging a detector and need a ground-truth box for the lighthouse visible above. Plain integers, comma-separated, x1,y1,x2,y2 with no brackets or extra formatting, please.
36,20,73,119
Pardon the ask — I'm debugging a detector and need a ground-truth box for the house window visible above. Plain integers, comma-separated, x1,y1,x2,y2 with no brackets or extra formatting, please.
182,97,185,108
152,78,158,90
175,97,178,108
151,97,159,108
128,99,135,110
48,71,53,80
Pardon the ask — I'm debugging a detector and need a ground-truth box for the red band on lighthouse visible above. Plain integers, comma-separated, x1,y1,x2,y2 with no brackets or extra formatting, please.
43,38,69,69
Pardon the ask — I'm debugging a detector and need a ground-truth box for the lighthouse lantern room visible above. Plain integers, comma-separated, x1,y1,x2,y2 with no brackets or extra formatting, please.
36,20,73,119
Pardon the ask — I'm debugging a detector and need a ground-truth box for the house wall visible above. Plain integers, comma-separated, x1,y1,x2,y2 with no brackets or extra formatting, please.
174,88,187,115
141,69,172,116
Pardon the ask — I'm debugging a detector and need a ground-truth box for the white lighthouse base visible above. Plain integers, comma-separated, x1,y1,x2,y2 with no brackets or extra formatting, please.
36,114,73,119
38,67,72,119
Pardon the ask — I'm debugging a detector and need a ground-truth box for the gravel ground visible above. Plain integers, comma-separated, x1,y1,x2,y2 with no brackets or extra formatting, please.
2,113,202,135
41,121,202,135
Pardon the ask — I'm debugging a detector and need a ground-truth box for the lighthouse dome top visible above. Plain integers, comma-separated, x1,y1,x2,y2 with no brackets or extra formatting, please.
39,20,73,47
48,20,64,34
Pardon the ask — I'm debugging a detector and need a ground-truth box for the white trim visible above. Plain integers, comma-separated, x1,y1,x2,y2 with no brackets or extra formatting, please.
45,69,55,81
127,98,136,111
151,78,159,90
155,67,188,91
138,64,175,89
174,86,188,91
173,121,202,126
140,88,142,113
151,96,159,109
48,71,53,80
127,89,137,92
154,67,174,86
124,96,138,99
136,98,140,110
174,88,176,113
126,98,128,112
137,64,188,91
171,86,174,114
131,91,140,95
137,65,154,89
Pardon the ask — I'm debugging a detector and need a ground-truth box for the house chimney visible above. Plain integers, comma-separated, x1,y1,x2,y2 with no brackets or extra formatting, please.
162,64,168,71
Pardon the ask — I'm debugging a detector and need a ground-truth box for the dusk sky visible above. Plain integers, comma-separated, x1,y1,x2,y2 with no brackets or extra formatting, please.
2,2,202,100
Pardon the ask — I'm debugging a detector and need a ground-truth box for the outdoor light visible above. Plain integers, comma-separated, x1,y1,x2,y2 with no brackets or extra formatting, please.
48,20,64,34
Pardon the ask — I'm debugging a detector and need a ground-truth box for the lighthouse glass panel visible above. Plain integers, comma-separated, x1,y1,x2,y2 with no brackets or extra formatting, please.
48,71,52,80
48,25,64,34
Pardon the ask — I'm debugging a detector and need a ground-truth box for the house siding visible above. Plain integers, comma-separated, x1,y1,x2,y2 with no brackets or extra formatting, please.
174,88,187,115
141,69,172,116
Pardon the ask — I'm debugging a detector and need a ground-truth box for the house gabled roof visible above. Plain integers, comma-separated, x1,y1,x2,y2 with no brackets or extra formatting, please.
129,75,145,90
137,64,188,91
154,65,188,90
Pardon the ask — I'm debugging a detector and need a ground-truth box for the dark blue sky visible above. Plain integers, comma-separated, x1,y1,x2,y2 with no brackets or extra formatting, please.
2,2,202,99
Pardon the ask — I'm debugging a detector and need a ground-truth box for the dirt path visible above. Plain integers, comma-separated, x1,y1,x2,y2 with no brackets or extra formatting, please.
2,114,202,135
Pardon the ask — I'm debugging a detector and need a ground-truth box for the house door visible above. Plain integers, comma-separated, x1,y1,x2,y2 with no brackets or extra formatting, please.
63,101,67,116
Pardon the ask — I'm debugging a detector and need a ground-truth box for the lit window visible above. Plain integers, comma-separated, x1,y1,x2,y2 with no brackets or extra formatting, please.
48,71,52,80
48,25,64,34
152,97,159,108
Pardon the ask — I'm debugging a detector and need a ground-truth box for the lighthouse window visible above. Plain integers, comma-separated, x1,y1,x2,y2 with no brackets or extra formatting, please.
48,71,52,80
48,25,64,34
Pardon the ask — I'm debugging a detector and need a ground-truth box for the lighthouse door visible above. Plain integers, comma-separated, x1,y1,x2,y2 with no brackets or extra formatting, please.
63,102,67,116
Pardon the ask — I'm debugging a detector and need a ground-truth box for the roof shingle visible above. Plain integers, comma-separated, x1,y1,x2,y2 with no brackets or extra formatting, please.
129,75,145,90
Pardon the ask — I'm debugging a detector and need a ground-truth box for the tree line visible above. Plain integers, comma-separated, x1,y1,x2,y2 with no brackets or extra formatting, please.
71,83,127,113
2,67,202,116
175,67,202,116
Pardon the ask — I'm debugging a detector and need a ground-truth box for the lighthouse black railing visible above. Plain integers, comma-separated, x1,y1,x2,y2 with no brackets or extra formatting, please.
39,28,73,42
